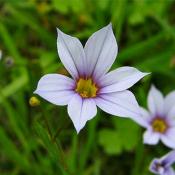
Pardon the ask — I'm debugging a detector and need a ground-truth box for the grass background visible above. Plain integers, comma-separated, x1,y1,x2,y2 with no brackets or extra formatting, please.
0,0,175,175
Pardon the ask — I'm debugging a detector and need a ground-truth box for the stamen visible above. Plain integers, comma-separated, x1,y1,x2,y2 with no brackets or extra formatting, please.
152,118,168,133
75,78,98,98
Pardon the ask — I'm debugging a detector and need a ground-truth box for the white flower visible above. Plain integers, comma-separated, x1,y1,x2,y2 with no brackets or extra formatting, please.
34,23,149,133
135,85,175,148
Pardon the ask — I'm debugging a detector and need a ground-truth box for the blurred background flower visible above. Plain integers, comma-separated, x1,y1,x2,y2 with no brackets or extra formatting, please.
133,85,175,149
0,0,175,175
149,150,175,175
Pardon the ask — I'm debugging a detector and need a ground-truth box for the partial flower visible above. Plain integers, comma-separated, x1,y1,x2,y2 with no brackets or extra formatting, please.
134,85,175,148
34,23,149,133
149,150,175,175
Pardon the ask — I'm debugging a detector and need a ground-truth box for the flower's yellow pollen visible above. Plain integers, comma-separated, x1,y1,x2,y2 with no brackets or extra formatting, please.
152,118,168,133
75,78,98,98
29,96,40,107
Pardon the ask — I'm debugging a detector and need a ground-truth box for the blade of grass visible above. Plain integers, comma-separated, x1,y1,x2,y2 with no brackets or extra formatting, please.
0,126,30,170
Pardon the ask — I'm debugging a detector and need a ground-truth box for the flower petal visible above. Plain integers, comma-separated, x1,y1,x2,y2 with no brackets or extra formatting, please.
167,105,175,119
84,23,118,79
143,129,160,145
68,94,97,133
95,90,141,121
34,74,75,105
149,151,175,175
149,159,165,174
164,91,175,114
161,128,175,149
57,28,86,79
149,159,175,175
140,107,152,121
134,107,151,128
164,168,175,175
148,85,164,117
99,67,149,93
161,150,175,167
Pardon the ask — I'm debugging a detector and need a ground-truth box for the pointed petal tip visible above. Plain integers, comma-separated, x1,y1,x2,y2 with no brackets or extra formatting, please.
149,84,160,94
144,72,151,76
56,27,61,33
102,23,112,31
74,122,84,134
108,22,112,27
56,28,64,36
141,72,151,78
107,23,113,31
150,84,156,88
33,90,38,94
76,128,81,134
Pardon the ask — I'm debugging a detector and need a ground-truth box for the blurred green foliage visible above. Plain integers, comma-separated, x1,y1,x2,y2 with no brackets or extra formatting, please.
0,0,175,175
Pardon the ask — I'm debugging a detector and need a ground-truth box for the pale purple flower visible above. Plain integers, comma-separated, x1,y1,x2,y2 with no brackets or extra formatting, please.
34,23,148,133
135,85,175,148
149,150,175,175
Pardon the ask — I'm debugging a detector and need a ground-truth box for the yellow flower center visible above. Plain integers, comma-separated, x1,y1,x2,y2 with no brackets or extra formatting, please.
152,118,168,133
75,78,98,98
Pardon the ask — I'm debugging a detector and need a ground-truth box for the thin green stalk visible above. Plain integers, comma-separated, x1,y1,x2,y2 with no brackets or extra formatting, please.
131,133,144,175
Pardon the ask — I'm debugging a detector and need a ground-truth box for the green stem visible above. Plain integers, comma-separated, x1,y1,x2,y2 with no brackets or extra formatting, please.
40,107,71,175
131,132,144,175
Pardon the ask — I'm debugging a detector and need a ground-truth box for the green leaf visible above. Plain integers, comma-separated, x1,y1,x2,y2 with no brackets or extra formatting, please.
113,118,140,151
98,118,140,155
0,127,30,170
98,129,122,155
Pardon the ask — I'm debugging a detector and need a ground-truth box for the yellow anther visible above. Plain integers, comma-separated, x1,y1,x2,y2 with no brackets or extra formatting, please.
152,118,168,133
75,78,98,98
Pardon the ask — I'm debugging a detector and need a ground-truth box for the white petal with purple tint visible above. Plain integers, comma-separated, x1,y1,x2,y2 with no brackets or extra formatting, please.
34,74,75,105
164,168,175,175
161,128,175,149
161,150,175,167
149,150,175,175
84,23,118,79
68,94,97,133
95,90,141,119
149,158,175,175
133,107,151,128
167,105,175,119
148,85,164,117
57,28,86,79
165,91,175,115
149,159,164,174
99,67,149,93
140,107,152,121
35,24,149,133
143,130,160,145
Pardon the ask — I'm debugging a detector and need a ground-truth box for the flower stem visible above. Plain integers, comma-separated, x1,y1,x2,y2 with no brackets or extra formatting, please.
131,133,144,175
40,107,71,175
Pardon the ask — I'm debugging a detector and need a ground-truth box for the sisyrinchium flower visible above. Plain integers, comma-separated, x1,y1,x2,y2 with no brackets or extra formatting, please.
149,150,175,175
134,85,175,148
34,23,148,133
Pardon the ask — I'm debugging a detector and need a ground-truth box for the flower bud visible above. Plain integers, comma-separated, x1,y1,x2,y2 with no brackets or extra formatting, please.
29,96,40,107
